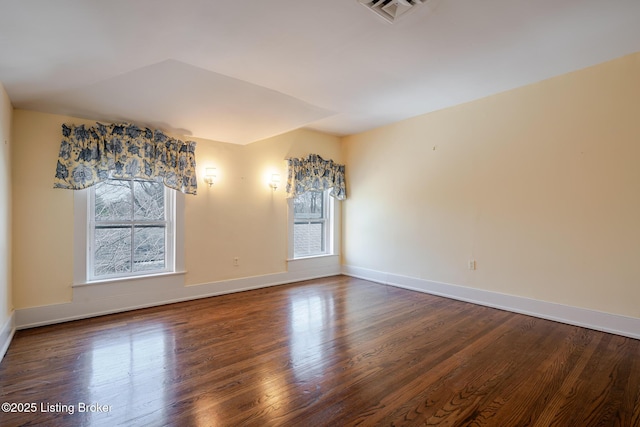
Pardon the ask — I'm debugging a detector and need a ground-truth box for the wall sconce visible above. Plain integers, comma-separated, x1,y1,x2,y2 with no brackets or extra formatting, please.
269,173,280,191
204,168,216,187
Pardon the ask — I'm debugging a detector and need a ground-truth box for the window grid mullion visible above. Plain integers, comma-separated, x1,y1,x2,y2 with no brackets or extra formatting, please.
129,180,135,274
95,221,168,227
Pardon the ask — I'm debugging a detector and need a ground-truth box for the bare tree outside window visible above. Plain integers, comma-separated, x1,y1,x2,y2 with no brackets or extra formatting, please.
92,179,168,278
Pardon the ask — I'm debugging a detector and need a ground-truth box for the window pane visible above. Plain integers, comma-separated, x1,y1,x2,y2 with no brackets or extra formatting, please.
294,191,324,220
134,181,165,220
294,222,325,257
95,180,132,221
94,226,132,276
133,226,166,272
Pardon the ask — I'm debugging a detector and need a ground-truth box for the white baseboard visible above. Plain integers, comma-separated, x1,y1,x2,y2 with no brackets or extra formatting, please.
342,265,640,340
18,259,637,341
0,311,15,363
15,257,341,330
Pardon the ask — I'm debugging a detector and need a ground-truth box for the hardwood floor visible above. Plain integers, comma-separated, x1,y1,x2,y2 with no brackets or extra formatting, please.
1,275,639,426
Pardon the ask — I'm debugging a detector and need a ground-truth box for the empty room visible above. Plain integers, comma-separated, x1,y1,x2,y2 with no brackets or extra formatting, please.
1,1,639,426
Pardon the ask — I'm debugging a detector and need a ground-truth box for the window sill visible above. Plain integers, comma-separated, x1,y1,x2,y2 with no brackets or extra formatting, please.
287,254,338,262
72,270,187,288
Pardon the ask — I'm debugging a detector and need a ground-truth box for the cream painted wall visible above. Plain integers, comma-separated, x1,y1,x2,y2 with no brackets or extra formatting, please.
0,83,12,324
11,109,341,309
342,52,640,319
12,110,82,308
185,128,342,285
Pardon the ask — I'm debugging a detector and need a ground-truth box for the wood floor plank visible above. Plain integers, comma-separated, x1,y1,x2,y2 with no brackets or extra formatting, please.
0,275,638,426
380,317,571,426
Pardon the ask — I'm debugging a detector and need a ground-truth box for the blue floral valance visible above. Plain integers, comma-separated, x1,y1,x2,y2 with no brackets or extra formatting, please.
286,154,346,200
53,122,198,195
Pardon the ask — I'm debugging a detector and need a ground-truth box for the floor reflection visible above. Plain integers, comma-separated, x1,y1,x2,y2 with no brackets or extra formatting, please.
288,289,335,382
87,323,172,425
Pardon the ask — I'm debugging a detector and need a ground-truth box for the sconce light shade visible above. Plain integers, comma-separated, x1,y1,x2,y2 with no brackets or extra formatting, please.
204,168,216,187
269,173,281,190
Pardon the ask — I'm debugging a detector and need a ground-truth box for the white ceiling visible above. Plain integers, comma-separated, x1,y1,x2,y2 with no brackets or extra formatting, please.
1,0,639,144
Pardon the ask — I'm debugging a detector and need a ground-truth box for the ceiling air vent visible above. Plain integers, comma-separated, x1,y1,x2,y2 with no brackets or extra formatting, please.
358,0,426,23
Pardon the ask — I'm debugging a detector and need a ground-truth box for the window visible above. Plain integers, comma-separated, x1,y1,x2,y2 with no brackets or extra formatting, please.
292,190,332,258
88,179,175,280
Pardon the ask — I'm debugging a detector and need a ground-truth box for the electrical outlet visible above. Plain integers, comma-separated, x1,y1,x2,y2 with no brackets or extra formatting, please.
233,257,239,266
468,260,476,270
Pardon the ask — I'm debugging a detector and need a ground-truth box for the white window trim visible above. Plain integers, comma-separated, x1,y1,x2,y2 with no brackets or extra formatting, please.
287,189,340,262
74,186,185,287
88,182,175,281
